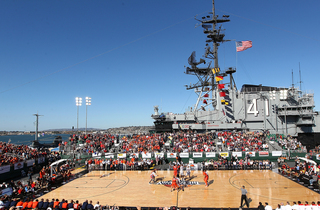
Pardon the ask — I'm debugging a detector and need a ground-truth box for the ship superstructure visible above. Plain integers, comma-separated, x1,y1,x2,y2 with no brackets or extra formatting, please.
151,0,320,147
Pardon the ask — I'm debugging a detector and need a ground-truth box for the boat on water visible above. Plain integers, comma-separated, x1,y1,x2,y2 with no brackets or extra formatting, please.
30,135,63,149
151,0,320,149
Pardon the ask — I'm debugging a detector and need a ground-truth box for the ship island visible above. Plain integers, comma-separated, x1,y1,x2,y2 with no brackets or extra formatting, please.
151,0,320,151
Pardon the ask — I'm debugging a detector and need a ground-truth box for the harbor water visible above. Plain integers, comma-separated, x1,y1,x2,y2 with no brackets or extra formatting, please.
0,134,71,146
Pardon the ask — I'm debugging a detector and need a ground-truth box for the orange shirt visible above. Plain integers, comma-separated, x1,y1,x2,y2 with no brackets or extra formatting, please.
62,203,68,209
39,170,45,178
22,202,28,209
54,201,60,208
16,201,23,207
173,166,178,175
32,201,39,209
172,178,177,185
203,172,208,179
27,201,33,209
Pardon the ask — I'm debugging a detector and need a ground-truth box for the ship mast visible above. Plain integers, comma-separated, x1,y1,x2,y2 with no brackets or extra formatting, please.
185,0,230,112
211,0,218,104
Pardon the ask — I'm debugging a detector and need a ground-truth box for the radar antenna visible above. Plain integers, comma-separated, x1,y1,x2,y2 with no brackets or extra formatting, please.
188,51,206,69
154,106,159,115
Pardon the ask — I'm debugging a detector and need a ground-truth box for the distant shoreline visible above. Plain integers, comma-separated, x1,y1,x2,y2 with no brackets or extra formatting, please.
0,125,154,135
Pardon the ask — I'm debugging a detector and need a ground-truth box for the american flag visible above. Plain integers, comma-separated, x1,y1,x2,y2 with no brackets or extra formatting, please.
236,41,252,52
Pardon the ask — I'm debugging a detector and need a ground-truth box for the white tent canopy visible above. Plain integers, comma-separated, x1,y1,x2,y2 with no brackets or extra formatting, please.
50,159,67,177
298,157,317,173
298,157,317,165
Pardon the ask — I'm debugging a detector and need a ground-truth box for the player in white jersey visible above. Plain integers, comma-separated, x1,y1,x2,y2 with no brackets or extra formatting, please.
186,164,191,179
175,176,185,191
179,164,184,178
149,169,157,184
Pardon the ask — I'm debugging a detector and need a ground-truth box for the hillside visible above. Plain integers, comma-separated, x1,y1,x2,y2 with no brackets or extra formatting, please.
43,126,154,135
105,126,154,135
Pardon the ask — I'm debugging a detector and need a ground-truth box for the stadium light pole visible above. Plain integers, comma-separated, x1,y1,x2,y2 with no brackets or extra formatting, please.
75,97,82,133
85,97,92,134
284,105,287,136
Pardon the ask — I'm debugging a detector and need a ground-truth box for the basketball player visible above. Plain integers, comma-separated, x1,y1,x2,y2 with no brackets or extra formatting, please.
179,164,184,178
177,175,185,191
173,163,178,177
149,169,157,184
186,164,191,179
171,175,178,192
100,173,107,178
203,170,209,187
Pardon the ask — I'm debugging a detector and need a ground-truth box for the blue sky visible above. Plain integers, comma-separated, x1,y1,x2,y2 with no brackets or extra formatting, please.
1,0,320,131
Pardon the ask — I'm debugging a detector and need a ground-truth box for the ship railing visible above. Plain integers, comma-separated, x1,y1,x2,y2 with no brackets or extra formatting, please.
301,90,314,97
240,86,283,93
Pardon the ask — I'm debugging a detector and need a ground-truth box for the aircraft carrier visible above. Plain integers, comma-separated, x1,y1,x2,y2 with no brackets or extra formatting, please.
151,0,320,148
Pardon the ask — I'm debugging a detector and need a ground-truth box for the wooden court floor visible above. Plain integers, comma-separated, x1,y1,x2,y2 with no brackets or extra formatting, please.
39,170,319,208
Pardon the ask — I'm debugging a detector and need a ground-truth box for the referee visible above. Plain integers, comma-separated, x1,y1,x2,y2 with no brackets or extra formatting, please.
240,185,249,208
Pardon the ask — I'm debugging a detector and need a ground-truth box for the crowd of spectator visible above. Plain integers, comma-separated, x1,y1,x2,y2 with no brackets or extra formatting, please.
0,197,121,210
85,157,155,171
275,136,305,151
200,157,272,170
64,134,116,154
0,152,75,204
312,145,320,154
84,153,273,172
0,142,49,166
66,131,275,156
0,132,318,210
56,130,320,161
279,156,320,190
0,196,319,210
0,140,77,202
258,201,320,210
218,132,268,152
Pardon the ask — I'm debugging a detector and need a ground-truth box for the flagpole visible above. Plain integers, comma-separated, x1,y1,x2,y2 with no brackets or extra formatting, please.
235,41,238,73
235,41,238,85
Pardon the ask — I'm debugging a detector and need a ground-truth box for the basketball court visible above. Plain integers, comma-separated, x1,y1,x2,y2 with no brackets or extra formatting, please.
39,170,319,208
